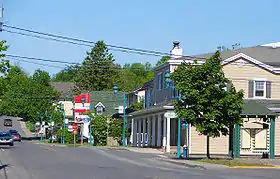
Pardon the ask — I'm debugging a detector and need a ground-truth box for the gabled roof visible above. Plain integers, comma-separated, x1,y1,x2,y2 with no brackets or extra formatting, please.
49,82,75,100
95,102,105,108
80,90,125,116
128,80,154,94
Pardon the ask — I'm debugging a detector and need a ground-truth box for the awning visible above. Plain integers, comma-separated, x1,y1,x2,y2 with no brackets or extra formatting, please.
241,99,276,118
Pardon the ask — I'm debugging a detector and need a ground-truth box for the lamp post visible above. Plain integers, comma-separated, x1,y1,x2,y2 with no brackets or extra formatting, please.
164,72,185,158
89,102,95,147
113,85,127,147
37,112,44,141
57,105,66,144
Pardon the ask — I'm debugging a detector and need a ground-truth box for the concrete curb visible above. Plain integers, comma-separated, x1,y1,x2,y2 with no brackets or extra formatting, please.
230,166,280,169
156,157,206,169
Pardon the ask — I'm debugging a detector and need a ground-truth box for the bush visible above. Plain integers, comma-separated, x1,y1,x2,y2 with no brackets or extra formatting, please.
92,116,108,146
91,116,129,146
56,129,78,144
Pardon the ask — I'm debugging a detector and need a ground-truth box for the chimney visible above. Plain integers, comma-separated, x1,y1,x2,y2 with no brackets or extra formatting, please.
170,41,183,59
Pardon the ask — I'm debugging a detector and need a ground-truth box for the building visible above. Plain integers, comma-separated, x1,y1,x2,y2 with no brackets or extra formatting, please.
129,41,280,158
49,82,75,122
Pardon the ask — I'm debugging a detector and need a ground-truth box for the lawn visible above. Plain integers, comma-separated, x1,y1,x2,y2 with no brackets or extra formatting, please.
195,158,273,167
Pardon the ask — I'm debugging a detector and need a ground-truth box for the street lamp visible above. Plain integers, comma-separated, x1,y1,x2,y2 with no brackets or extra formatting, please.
57,105,66,144
89,104,94,147
37,112,44,141
113,85,127,147
164,72,186,158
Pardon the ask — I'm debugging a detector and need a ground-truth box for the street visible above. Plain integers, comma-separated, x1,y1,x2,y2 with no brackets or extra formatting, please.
0,118,280,179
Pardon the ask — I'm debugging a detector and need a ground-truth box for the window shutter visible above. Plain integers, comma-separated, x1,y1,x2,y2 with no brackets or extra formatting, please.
266,81,271,98
248,80,254,98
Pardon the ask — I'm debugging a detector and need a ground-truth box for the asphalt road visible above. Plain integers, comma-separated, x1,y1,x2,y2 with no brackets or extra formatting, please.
0,117,280,179
0,115,26,136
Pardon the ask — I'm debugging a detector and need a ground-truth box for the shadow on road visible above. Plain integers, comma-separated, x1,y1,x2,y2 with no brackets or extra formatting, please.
21,136,41,141
0,164,10,170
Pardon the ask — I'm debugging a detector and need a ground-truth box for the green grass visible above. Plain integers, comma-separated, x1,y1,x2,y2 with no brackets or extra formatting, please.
195,158,273,167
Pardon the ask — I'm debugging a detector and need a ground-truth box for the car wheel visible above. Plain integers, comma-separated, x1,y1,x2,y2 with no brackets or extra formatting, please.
9,143,14,146
19,140,21,142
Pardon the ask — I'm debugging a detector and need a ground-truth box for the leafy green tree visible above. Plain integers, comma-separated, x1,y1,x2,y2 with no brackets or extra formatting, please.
52,65,79,82
0,68,60,120
75,41,117,91
156,56,170,67
127,99,144,112
114,62,154,92
171,51,244,158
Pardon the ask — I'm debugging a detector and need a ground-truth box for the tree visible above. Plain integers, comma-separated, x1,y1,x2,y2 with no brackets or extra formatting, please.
75,41,117,91
113,62,154,92
0,68,60,120
171,51,244,158
52,65,79,82
156,56,170,67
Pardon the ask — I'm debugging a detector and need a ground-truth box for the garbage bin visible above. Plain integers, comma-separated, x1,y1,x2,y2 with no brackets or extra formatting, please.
183,145,189,159
262,152,269,159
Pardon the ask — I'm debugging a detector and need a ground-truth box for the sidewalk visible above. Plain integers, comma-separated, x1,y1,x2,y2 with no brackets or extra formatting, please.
18,120,33,137
155,153,280,169
155,155,227,170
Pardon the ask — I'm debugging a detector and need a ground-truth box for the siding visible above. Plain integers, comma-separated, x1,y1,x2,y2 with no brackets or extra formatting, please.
223,59,280,99
275,116,280,155
190,126,229,155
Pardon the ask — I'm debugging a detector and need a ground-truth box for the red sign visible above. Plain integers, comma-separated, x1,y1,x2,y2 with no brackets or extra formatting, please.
72,124,78,131
74,93,90,103
73,130,77,135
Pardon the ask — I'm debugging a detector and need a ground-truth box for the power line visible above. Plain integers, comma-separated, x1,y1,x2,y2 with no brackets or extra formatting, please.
2,24,206,59
3,29,165,57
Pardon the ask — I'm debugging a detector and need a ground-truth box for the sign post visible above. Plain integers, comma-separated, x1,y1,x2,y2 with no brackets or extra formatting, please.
72,123,78,148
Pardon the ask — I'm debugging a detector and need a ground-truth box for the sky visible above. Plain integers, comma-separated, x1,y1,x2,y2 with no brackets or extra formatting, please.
1,0,279,76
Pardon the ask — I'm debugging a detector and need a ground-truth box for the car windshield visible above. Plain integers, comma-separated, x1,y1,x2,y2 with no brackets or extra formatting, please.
11,132,18,135
0,133,10,137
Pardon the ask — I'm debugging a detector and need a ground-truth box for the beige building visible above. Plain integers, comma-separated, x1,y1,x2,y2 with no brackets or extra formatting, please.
130,42,280,158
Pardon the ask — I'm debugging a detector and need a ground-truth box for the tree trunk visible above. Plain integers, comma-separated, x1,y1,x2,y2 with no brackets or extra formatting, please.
228,124,234,158
206,135,210,159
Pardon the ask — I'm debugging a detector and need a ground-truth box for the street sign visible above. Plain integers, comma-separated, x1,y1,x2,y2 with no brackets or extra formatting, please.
72,123,78,131
73,130,77,135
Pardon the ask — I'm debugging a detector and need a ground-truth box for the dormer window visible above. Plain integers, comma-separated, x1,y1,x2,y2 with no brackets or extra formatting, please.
95,102,105,116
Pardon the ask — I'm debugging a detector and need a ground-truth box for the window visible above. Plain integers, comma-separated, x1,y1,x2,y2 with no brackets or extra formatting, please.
254,81,266,97
157,73,163,90
97,106,103,115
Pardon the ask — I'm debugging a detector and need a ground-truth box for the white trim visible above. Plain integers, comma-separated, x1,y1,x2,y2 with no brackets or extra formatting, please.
94,102,105,108
222,53,278,73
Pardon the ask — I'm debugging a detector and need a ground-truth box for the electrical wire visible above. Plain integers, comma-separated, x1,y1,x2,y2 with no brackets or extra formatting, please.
3,29,166,57
3,24,207,59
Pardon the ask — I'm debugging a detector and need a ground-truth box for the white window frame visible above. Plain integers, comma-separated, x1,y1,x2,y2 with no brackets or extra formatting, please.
253,78,267,99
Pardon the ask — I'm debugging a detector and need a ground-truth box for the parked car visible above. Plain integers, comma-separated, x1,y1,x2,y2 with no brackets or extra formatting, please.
9,130,21,142
0,132,14,146
4,119,12,127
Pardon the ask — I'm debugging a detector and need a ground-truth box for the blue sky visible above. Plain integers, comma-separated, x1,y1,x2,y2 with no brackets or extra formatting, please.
1,0,279,76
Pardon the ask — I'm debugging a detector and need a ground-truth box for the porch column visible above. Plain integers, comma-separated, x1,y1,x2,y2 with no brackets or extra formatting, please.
166,116,171,152
137,118,141,147
157,115,162,146
131,118,135,146
163,115,167,149
270,116,275,159
147,117,152,146
233,123,241,158
142,118,147,147
151,115,156,146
